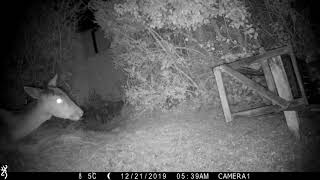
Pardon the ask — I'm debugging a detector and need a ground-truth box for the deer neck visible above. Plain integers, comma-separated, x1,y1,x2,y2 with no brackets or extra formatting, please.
10,101,53,140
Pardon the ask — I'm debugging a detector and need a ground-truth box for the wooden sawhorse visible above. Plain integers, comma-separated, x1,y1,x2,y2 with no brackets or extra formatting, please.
213,45,308,139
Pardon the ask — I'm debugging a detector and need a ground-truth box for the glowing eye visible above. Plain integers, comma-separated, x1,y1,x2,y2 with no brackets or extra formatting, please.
56,98,63,104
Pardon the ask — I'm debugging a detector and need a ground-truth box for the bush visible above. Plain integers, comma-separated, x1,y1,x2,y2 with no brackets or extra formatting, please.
90,0,261,113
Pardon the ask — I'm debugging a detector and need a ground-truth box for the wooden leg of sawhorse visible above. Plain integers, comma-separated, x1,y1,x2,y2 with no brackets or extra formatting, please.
214,66,233,123
269,56,300,139
283,111,300,139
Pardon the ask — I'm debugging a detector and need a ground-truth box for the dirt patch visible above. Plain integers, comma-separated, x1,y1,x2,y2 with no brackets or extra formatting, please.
0,109,319,171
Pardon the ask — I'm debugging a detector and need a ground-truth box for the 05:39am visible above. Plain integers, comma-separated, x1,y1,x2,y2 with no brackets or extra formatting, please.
176,172,209,180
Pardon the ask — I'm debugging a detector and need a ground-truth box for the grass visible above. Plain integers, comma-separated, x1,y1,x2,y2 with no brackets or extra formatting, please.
0,108,319,172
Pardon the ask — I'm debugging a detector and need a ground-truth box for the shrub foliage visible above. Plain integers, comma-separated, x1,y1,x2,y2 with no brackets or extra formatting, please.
90,0,315,113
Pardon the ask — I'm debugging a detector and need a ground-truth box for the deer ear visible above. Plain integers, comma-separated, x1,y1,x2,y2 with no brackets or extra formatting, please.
48,74,58,87
24,86,44,99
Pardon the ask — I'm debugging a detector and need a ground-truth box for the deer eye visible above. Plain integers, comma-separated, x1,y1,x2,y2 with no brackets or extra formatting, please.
56,97,63,104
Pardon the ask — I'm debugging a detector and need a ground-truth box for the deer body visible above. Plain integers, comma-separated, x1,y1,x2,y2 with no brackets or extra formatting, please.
1,102,52,140
0,74,83,141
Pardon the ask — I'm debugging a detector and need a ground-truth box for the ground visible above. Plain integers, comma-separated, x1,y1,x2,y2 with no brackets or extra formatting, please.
0,109,320,172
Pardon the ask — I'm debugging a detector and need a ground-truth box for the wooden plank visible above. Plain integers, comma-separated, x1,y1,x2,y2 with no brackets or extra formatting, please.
220,65,290,108
233,105,279,118
228,46,290,69
213,67,233,122
288,45,308,104
237,67,264,76
284,111,300,139
283,98,306,111
282,55,300,98
276,98,306,111
269,56,300,139
233,97,306,119
308,104,320,112
261,59,277,94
